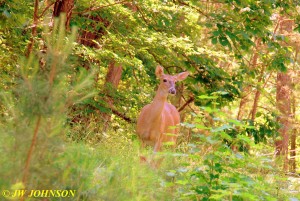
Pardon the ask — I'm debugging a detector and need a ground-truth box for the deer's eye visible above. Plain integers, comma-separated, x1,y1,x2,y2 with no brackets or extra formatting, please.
163,79,167,82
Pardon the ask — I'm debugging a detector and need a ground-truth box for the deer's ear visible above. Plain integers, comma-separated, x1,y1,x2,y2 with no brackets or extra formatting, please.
176,71,189,81
155,65,164,78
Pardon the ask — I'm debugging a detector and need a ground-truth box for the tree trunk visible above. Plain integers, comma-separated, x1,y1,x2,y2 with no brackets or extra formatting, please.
290,93,296,173
290,50,298,173
275,72,291,171
52,0,74,30
237,38,261,120
274,17,294,171
250,65,266,121
101,61,123,131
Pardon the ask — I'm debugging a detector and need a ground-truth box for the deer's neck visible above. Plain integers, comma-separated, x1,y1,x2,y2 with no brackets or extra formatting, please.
150,86,168,120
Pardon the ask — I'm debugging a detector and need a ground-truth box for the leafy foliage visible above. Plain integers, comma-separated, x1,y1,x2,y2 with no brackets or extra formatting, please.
0,0,300,201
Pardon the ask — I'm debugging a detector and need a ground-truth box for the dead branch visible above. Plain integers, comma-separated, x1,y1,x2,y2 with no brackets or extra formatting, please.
111,107,136,123
178,96,194,112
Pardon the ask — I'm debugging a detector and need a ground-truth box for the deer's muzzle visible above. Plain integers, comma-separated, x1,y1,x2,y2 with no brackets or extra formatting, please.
169,88,176,95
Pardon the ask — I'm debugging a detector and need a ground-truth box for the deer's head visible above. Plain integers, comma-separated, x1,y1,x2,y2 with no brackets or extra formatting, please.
155,65,189,95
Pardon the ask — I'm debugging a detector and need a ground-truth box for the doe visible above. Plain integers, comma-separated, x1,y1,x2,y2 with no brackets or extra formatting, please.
136,65,189,152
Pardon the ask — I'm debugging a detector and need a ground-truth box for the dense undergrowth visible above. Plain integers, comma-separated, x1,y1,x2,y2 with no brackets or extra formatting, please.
2,103,300,200
69,114,299,201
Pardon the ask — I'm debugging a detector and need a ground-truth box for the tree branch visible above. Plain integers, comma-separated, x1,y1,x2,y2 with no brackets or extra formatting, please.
111,107,136,123
88,103,135,124
178,96,194,112
73,0,130,15
177,0,209,18
38,0,57,18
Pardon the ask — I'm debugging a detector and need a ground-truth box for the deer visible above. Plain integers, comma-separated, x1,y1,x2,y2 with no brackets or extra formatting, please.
136,65,189,156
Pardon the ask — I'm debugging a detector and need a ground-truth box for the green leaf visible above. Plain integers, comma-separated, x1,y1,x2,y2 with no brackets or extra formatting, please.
211,125,232,132
212,37,218,44
219,36,230,47
182,123,195,128
212,30,220,36
228,119,242,126
198,95,218,99
163,141,175,146
219,131,233,141
195,124,210,130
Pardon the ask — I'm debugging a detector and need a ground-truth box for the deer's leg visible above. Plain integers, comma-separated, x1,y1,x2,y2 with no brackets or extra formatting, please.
139,140,148,163
149,134,164,168
154,135,163,152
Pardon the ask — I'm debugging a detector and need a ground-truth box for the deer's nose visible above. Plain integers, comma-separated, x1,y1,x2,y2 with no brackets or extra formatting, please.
169,88,176,95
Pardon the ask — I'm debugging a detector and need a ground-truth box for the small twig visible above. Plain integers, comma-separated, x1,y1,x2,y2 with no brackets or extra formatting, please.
181,53,202,73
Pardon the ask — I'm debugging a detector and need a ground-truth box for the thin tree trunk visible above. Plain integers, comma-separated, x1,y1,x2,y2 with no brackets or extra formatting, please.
250,65,266,121
237,85,251,120
25,0,39,57
290,93,296,173
247,20,283,121
237,38,261,120
21,116,42,201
